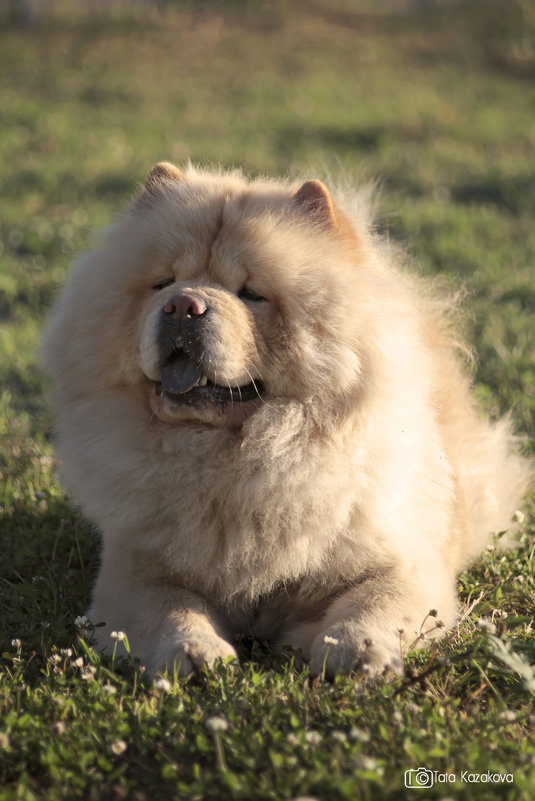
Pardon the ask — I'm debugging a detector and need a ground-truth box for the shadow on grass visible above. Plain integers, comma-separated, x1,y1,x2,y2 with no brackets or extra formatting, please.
452,173,535,214
1,496,99,659
275,121,431,159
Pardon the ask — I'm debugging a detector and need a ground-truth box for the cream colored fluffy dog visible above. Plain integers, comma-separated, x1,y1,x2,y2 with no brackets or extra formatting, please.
42,163,531,678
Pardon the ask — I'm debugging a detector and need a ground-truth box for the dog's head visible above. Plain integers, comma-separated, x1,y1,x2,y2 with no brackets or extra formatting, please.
43,163,370,429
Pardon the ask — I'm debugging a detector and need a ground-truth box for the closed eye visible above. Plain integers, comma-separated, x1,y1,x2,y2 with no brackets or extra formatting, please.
152,277,175,291
239,286,266,303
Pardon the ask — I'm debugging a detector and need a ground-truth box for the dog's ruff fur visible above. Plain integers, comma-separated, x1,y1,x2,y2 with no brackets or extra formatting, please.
42,163,532,678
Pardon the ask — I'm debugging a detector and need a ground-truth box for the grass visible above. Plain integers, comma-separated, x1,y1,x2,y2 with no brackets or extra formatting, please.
1,1,535,798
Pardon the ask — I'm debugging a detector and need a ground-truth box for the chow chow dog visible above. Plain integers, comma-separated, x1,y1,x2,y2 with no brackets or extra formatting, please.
42,163,531,677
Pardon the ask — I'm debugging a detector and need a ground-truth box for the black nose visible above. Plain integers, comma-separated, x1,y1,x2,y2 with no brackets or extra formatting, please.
158,291,207,367
163,292,207,319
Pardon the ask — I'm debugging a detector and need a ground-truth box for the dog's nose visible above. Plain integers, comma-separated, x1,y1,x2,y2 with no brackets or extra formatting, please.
163,292,207,319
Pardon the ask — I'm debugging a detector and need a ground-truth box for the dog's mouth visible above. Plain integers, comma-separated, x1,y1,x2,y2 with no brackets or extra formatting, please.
154,348,264,407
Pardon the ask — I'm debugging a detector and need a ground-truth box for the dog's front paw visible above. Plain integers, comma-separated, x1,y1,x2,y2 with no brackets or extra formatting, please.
310,622,402,679
152,632,238,677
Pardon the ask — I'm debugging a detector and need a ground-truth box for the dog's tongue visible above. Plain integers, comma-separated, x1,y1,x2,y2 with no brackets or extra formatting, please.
160,355,201,395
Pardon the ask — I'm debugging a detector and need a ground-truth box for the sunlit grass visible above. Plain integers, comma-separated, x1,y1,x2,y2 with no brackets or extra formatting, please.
1,1,534,799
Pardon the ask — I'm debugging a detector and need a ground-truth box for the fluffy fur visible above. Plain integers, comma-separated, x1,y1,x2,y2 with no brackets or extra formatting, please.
41,163,532,677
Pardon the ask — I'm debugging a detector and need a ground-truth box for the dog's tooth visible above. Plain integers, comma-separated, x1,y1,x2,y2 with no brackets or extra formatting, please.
198,375,208,387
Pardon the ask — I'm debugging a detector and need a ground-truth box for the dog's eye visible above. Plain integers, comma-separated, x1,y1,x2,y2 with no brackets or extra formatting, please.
239,286,266,303
152,277,175,291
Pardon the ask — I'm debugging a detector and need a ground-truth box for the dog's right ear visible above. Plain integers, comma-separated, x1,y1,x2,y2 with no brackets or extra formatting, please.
136,162,184,206
144,162,185,193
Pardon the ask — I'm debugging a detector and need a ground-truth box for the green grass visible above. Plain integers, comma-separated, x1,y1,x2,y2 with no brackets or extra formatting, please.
1,1,535,799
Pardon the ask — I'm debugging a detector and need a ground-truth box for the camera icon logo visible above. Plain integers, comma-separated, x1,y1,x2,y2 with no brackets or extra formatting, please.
404,767,434,788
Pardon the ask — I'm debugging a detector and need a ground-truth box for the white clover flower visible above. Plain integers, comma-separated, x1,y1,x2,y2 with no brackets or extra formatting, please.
478,618,497,635
80,665,96,680
110,631,126,642
286,733,299,746
291,797,320,801
54,721,66,735
499,710,517,722
60,648,73,658
513,509,525,524
349,726,370,743
323,635,339,646
72,657,84,668
110,740,127,755
74,615,89,628
304,730,322,746
48,654,62,665
11,639,21,649
352,755,379,771
205,716,229,733
154,677,172,693
331,730,347,743
102,684,117,695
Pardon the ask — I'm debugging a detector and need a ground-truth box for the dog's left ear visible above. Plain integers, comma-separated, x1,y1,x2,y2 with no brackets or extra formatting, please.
292,180,361,248
292,180,336,229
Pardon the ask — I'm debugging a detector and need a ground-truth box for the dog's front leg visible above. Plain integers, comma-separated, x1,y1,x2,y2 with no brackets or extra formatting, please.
149,598,238,676
286,565,458,678
88,552,237,676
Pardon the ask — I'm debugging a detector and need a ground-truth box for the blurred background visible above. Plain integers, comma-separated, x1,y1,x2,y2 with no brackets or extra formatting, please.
1,0,534,431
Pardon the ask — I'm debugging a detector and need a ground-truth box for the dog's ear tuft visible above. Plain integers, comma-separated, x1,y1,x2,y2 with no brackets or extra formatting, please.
292,180,336,228
144,162,185,193
135,162,185,208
